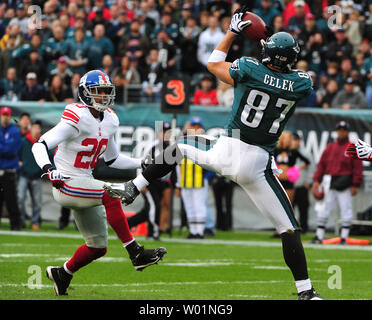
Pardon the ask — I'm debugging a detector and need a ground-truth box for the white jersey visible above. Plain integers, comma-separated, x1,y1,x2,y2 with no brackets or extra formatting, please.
52,103,119,178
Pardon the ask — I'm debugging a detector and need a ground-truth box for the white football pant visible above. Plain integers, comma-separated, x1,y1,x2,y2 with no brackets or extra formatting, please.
52,178,108,248
178,135,299,234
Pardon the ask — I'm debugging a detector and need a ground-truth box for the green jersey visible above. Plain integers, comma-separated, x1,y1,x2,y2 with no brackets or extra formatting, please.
227,57,313,152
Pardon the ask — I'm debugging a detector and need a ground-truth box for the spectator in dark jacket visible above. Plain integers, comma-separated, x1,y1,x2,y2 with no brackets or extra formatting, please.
19,48,47,85
253,0,280,26
0,106,22,230
319,79,339,108
326,28,354,63
18,120,43,229
20,72,45,102
0,67,23,101
311,121,363,244
331,77,368,109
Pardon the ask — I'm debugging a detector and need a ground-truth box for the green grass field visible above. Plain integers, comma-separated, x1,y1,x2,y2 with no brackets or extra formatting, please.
1,222,372,301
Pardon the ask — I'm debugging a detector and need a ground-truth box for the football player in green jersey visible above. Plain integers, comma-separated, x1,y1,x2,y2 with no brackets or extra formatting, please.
104,6,323,300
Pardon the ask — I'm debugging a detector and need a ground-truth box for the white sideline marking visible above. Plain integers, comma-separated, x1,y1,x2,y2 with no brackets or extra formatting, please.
0,230,371,251
229,294,270,298
53,257,129,263
251,266,288,270
162,262,250,267
0,254,61,258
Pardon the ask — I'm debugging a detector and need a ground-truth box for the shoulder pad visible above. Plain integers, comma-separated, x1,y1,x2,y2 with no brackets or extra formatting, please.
105,108,119,126
61,103,86,126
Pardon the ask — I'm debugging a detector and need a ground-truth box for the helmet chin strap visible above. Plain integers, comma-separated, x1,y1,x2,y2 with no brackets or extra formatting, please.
92,99,108,112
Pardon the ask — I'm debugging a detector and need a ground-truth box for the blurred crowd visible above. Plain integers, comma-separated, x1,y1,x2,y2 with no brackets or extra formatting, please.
0,0,371,108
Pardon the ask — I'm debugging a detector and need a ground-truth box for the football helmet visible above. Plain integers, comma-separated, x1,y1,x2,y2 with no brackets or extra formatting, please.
260,32,300,72
78,70,115,112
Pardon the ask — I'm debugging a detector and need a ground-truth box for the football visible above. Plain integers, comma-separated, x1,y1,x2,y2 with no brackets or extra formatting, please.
241,11,267,42
312,184,324,201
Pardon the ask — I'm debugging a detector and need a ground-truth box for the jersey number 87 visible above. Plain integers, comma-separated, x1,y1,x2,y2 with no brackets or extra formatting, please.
241,89,295,134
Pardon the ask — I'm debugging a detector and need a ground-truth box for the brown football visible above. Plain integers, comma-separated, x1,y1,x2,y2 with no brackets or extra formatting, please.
312,185,324,201
241,12,267,42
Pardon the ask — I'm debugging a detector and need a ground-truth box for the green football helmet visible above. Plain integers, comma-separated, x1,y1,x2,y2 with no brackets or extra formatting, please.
261,32,300,72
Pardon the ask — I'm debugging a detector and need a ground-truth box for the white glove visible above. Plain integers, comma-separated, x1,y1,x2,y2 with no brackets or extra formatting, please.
228,12,252,35
41,165,70,189
355,139,372,160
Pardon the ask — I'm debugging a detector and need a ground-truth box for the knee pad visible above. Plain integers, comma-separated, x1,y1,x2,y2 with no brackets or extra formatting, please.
85,234,108,249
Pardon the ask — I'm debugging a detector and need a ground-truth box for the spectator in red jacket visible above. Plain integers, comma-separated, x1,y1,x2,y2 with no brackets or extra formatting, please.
88,0,112,22
283,0,311,27
311,121,363,244
192,75,218,106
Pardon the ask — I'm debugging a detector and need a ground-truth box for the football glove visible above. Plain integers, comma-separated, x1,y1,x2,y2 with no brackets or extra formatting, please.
228,5,252,35
355,139,372,160
346,139,372,161
41,164,70,189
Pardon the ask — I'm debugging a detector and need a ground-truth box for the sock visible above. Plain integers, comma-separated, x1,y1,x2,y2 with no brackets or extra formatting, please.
133,174,150,191
142,143,183,182
196,222,205,236
125,240,142,259
280,230,309,281
295,279,312,293
340,226,350,240
65,244,107,273
316,225,325,240
188,222,198,235
102,190,133,244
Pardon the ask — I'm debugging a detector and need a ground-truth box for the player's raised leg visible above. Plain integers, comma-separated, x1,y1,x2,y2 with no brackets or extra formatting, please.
104,135,217,205
101,189,167,271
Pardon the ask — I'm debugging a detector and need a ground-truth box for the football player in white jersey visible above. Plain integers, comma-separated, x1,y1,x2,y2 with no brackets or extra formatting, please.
32,70,166,296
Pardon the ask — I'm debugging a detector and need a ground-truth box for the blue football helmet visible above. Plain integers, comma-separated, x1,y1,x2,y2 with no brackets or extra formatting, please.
78,70,115,112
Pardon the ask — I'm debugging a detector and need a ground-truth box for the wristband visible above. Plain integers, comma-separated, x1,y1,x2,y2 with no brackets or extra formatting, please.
42,164,55,174
208,50,227,63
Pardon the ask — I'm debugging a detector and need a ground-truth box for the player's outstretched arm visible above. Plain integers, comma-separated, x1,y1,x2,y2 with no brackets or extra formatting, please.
206,32,235,86
103,135,142,169
207,7,251,85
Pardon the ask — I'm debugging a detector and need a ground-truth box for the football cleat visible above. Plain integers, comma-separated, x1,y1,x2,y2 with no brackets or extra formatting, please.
297,287,324,300
131,245,167,271
46,266,72,296
339,238,346,245
103,180,140,205
309,236,322,244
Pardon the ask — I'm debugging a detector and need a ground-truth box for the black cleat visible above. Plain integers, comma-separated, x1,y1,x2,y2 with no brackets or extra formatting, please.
339,238,346,245
103,180,140,205
297,287,324,300
46,266,72,296
131,246,167,271
186,233,198,239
